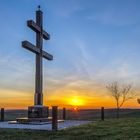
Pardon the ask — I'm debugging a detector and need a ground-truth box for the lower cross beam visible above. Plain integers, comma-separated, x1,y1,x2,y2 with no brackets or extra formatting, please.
22,41,53,61
42,51,53,60
22,41,40,54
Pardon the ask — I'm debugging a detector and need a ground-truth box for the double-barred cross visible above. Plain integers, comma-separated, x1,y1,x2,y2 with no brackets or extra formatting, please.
22,6,53,106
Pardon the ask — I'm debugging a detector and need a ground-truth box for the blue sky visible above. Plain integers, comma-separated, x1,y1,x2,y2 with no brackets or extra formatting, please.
0,0,140,108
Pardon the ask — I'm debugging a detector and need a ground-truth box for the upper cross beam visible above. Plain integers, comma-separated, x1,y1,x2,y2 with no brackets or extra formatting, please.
27,20,50,40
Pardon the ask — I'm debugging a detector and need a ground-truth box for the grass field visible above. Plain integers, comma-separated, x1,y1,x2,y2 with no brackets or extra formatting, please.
0,118,140,140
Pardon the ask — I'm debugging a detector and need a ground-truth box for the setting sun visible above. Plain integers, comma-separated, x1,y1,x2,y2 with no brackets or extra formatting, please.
73,107,78,111
69,97,84,106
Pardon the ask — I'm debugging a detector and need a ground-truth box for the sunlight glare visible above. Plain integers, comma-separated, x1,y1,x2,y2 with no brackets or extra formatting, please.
70,97,84,106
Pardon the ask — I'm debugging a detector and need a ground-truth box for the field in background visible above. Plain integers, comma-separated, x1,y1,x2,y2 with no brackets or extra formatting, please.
3,108,140,121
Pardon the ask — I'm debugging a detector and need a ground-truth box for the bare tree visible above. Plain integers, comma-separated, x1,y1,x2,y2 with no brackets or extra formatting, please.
106,82,135,118
137,99,140,104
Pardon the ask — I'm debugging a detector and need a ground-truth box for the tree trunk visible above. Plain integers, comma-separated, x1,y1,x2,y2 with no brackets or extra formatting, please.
116,107,120,118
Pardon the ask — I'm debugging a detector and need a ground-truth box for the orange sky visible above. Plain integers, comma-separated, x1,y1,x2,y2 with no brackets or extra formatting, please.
0,87,139,110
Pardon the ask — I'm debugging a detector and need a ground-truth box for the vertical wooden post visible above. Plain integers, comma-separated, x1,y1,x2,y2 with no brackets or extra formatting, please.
1,108,4,122
52,106,58,131
47,106,49,118
63,108,66,120
101,107,104,121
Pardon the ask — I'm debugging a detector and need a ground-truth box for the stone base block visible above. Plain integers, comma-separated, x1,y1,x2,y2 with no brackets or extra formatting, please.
15,117,64,125
16,117,52,124
28,106,49,118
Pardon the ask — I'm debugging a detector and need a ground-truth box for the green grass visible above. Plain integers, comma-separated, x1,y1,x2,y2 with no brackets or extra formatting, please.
1,118,140,140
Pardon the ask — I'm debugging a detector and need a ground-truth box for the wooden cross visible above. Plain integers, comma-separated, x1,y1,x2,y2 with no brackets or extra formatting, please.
22,6,53,106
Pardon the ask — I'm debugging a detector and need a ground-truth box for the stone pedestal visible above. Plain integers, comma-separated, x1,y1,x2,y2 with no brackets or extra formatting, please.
16,106,49,124
28,106,49,118
16,106,65,125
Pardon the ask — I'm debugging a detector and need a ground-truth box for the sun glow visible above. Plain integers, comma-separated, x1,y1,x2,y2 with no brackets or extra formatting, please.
70,97,84,106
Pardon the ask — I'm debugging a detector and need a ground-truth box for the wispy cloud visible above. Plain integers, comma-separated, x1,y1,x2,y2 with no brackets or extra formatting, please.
0,52,35,92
